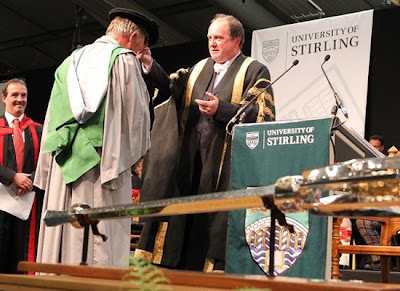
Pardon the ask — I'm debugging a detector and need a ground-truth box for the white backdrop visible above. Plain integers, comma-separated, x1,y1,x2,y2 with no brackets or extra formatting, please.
252,10,373,137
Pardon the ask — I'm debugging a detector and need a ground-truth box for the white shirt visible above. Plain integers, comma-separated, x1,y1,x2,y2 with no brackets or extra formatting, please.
213,51,241,88
142,60,153,75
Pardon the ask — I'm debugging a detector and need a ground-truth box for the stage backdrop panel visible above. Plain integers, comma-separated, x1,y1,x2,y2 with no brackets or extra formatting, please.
226,118,332,279
252,11,373,137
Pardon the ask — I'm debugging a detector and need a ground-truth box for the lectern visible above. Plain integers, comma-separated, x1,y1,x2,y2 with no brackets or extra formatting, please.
226,118,382,280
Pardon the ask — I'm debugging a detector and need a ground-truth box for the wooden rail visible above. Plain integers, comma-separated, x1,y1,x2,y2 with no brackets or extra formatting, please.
14,262,400,291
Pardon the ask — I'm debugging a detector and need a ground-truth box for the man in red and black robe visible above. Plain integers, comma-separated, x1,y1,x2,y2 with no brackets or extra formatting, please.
0,78,42,274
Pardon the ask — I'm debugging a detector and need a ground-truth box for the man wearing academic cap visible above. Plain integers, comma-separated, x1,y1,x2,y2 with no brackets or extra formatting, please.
34,8,158,267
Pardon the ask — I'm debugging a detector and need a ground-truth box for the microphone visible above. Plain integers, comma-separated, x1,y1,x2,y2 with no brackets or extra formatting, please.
321,54,349,119
227,59,300,133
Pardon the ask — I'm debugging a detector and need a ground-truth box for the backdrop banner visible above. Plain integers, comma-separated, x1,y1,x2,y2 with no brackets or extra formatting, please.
252,10,373,137
226,117,332,279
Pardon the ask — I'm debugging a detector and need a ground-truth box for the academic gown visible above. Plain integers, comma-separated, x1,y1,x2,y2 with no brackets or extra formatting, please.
34,36,151,268
0,115,43,273
136,54,275,271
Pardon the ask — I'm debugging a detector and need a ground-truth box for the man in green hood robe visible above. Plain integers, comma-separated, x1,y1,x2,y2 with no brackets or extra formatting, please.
34,8,158,268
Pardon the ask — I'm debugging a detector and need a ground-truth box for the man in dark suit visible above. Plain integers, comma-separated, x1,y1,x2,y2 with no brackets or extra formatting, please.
0,78,42,273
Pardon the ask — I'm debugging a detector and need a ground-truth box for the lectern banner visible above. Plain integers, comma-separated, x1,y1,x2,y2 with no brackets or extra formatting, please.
226,117,332,279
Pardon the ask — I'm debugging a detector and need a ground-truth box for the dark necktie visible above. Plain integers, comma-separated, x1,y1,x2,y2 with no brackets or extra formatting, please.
203,71,219,100
211,71,218,90
13,118,24,172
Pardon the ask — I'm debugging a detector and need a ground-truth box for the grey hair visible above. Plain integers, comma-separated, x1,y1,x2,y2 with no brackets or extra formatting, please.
106,16,149,44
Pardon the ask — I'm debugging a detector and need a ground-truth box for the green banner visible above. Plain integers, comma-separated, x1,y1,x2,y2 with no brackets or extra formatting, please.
226,118,332,279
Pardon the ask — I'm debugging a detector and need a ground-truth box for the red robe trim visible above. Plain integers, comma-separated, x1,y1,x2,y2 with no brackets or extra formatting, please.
0,115,41,273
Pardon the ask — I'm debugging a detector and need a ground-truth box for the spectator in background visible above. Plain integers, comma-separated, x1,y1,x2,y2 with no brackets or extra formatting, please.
356,134,385,271
368,134,384,154
132,160,143,204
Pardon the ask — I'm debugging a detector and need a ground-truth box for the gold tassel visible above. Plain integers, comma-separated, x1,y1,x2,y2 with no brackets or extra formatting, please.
240,78,275,122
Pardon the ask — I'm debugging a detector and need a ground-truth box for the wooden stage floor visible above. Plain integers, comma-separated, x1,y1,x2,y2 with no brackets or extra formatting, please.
1,262,400,291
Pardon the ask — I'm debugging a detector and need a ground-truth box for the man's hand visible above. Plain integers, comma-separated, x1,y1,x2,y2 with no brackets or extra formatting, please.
13,173,33,195
16,188,27,196
136,47,153,70
195,92,219,116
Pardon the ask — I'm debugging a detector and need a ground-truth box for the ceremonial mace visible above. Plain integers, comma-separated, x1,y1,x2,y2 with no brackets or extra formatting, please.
43,156,400,273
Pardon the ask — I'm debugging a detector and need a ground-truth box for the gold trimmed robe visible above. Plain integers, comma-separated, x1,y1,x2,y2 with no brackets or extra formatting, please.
136,54,274,271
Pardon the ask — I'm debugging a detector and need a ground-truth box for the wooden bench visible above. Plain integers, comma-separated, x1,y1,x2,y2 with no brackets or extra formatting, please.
332,216,400,283
130,231,141,250
130,217,143,251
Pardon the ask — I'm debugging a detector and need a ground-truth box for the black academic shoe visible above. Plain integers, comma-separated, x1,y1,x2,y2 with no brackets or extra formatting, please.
364,261,381,271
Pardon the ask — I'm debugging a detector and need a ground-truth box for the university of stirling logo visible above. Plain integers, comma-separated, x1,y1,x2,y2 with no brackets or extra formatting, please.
262,39,279,63
245,215,309,276
246,131,259,150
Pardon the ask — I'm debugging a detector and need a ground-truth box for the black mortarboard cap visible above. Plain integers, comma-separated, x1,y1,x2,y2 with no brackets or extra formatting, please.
109,7,159,46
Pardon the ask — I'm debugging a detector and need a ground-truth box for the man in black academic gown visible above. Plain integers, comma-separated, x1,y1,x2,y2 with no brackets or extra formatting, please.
136,14,275,272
